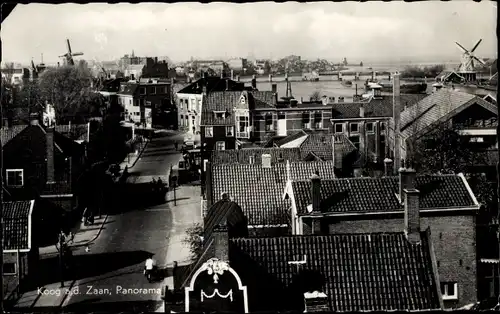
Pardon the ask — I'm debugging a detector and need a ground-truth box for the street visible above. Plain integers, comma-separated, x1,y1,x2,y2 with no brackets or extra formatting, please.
61,133,189,312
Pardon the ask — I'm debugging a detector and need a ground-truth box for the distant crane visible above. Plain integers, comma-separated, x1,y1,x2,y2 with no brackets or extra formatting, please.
59,39,84,66
455,39,487,82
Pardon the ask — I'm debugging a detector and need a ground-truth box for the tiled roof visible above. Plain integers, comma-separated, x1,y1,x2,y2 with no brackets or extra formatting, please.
1,125,28,147
2,201,34,251
290,174,477,215
177,77,244,94
400,89,496,139
230,232,441,312
211,147,302,164
298,131,334,161
211,161,336,225
202,91,242,125
201,91,276,125
331,95,427,119
117,83,138,96
55,124,89,142
204,199,247,241
275,130,308,147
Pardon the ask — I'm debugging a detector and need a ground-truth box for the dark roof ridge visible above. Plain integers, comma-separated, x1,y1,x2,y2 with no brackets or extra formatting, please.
230,231,428,242
289,173,459,183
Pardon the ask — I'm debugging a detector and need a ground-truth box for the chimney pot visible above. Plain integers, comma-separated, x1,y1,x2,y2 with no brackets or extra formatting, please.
225,79,229,91
310,172,321,213
304,292,330,312
383,158,393,176
399,167,416,202
359,103,365,117
404,188,421,244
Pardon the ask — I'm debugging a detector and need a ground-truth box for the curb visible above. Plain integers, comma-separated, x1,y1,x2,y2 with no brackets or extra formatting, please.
128,138,150,169
71,214,109,248
59,279,77,308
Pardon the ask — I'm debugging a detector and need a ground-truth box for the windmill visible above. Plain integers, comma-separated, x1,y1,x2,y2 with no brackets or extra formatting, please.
455,39,486,82
59,39,84,66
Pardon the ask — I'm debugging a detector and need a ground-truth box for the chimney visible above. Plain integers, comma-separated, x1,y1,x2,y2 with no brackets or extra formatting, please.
202,85,207,96
221,192,230,201
359,103,365,118
155,57,158,64
269,74,272,82
29,113,39,126
271,83,277,94
310,171,321,213
383,158,393,176
46,127,55,183
404,188,421,244
262,154,272,168
212,225,229,261
399,164,416,202
203,71,207,79
251,75,257,90
225,79,229,91
231,69,234,80
236,75,240,82
130,73,135,80
321,96,328,106
304,291,330,312
393,73,401,173
220,71,224,79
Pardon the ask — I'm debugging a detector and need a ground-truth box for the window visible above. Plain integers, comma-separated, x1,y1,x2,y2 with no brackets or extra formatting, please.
216,141,226,151
236,113,250,138
226,126,234,137
249,155,255,164
314,111,322,129
3,263,16,275
6,169,23,187
151,87,156,95
380,122,386,131
129,99,132,105
164,86,169,94
215,112,225,119
302,112,311,128
440,282,458,300
349,136,360,150
265,113,273,131
470,137,484,143
366,122,374,133
118,98,121,105
350,122,359,133
205,127,213,137
140,87,146,95
335,123,344,133
135,100,140,107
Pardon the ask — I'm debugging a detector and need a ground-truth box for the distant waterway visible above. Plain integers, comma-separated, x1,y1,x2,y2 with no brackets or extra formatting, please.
174,74,494,103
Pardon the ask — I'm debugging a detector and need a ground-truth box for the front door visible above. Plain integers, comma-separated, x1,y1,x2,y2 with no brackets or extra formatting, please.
277,112,287,136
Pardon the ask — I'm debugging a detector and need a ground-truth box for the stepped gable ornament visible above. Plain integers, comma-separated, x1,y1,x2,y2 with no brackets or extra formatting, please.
205,258,230,284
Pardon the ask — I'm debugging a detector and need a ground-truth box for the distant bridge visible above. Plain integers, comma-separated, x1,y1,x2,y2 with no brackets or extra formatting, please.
319,71,392,76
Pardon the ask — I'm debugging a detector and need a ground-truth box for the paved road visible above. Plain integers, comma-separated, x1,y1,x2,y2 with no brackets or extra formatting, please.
62,134,184,312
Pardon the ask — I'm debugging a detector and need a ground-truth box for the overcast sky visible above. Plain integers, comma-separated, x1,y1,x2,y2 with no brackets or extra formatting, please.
2,2,497,65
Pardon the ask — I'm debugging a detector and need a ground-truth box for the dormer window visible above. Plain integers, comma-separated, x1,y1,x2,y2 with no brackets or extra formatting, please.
239,95,247,105
214,111,225,119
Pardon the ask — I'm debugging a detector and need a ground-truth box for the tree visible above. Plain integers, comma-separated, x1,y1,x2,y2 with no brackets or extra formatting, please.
401,64,446,79
309,90,322,102
38,65,100,124
360,61,363,67
182,222,204,262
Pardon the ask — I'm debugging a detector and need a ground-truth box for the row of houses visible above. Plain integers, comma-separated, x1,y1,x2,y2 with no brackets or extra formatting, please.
167,74,499,311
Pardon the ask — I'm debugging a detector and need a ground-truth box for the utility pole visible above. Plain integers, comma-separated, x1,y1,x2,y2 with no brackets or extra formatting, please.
59,232,65,288
497,83,500,307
